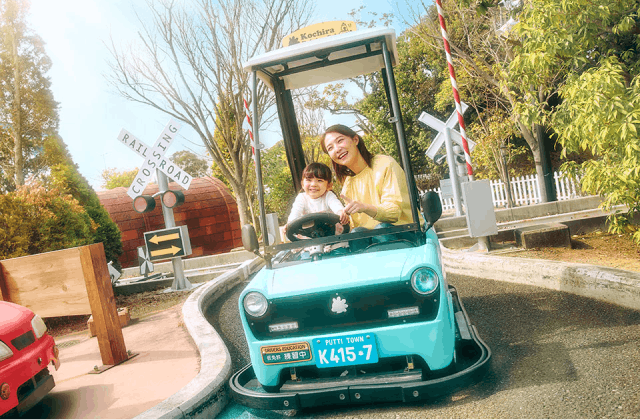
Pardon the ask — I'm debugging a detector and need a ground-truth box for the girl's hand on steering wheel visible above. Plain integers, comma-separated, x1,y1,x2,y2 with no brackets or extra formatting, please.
337,210,349,225
341,195,378,219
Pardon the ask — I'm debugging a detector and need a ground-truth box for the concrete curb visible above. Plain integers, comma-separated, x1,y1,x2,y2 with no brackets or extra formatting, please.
442,247,640,312
135,256,265,419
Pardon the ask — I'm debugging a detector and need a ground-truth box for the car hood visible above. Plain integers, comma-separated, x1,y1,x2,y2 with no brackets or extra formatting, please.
260,246,438,298
0,301,33,336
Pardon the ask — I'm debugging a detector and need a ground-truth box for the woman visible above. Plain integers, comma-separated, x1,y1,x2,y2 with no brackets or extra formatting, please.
321,124,419,232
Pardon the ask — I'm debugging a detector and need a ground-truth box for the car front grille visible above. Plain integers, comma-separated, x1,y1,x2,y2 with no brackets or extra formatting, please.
11,330,36,351
248,281,440,340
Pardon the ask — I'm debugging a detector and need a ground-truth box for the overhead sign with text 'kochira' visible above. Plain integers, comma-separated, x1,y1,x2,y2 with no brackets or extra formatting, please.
117,119,193,199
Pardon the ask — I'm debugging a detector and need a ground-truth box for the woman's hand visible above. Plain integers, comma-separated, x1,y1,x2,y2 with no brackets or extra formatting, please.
337,209,350,225
341,195,378,219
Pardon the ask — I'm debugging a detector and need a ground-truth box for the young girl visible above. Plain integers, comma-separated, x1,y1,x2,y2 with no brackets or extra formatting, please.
287,162,349,234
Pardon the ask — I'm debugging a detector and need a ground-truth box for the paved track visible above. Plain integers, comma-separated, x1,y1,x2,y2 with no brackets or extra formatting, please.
209,274,640,419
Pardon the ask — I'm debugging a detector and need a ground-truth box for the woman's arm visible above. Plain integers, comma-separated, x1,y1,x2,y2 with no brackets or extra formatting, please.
372,159,405,223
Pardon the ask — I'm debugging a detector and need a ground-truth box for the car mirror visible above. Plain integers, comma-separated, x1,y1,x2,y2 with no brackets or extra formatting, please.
421,191,442,229
242,224,261,256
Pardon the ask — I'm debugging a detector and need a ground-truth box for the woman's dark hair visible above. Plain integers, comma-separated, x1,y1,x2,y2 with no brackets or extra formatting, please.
302,162,333,183
320,124,374,182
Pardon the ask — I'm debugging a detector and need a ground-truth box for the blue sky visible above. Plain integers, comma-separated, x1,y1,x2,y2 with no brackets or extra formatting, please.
27,0,410,190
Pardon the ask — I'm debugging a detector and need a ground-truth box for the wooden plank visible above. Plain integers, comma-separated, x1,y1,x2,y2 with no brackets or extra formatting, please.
0,265,6,301
0,248,91,317
80,243,128,365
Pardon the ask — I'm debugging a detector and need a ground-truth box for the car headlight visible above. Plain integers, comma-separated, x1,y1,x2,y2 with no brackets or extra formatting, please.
411,267,439,295
243,292,268,317
0,342,13,362
31,314,47,339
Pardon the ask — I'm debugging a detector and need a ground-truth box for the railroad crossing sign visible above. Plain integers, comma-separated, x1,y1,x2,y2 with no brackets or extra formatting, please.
143,226,192,262
117,118,193,199
137,246,154,276
420,103,476,160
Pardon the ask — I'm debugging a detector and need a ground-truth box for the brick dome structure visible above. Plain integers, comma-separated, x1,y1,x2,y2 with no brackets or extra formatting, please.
97,177,242,268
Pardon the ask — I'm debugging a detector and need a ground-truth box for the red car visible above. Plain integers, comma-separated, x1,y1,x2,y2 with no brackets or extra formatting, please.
1,301,60,418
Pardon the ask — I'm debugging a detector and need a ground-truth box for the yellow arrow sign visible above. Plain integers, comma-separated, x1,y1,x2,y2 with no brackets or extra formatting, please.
150,245,182,257
148,232,180,245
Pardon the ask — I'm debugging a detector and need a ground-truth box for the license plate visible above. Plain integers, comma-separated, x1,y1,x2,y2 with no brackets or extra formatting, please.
260,342,312,365
314,333,378,368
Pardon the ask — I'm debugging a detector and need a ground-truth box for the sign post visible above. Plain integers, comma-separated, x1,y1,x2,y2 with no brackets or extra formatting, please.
117,119,195,290
137,246,154,277
419,106,475,216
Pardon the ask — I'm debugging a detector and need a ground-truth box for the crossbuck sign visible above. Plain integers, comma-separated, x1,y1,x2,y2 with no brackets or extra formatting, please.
420,102,476,160
117,119,193,199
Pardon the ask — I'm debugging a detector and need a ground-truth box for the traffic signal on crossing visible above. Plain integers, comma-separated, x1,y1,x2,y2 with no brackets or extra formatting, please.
132,190,186,213
161,190,185,209
133,195,156,213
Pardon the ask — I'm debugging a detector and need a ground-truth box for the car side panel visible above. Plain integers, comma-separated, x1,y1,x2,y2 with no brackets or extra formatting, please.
0,334,57,416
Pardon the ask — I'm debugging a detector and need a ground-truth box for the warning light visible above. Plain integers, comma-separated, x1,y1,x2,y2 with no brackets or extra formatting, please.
133,195,156,213
161,190,185,208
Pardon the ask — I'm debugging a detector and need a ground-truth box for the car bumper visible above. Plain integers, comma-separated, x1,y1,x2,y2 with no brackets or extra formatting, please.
246,317,456,387
14,371,55,416
231,286,491,410
0,334,59,416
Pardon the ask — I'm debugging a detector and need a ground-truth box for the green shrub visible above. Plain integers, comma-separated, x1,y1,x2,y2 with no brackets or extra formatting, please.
0,183,95,259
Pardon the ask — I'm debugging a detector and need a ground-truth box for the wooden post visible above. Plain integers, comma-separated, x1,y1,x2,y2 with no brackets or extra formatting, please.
0,266,6,301
79,243,128,365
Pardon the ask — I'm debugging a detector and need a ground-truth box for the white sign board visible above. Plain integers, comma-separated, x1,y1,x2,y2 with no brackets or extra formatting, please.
461,180,498,238
117,118,193,199
420,103,476,160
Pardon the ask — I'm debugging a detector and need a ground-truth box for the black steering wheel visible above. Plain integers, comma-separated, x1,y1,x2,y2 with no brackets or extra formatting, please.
286,212,350,242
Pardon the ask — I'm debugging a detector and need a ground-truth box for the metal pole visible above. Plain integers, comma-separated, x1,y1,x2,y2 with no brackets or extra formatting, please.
445,128,463,216
157,170,191,291
251,72,272,268
380,41,421,226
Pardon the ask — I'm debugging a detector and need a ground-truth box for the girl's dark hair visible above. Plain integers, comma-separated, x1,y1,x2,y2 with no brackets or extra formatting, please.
320,124,373,182
302,162,333,183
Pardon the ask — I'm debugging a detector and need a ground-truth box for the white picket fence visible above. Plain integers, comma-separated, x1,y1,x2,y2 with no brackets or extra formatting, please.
427,171,584,211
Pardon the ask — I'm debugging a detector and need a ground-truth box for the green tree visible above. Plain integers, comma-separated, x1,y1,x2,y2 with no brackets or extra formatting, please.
107,0,314,227
400,0,570,200
357,32,447,179
44,135,124,268
170,150,209,178
0,0,58,190
506,0,640,241
0,182,95,260
100,167,138,190
554,63,640,242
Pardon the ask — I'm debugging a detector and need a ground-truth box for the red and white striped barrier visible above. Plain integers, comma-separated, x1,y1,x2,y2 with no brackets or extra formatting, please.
435,0,474,178
243,97,255,159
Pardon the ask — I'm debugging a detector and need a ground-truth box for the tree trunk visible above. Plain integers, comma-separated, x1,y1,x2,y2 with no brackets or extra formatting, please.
234,186,249,227
9,19,23,187
516,119,553,203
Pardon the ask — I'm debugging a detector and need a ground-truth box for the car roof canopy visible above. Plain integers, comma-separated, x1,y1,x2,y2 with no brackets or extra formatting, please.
243,27,398,90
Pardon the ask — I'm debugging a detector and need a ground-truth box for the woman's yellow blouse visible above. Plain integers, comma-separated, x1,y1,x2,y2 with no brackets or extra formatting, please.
341,155,423,229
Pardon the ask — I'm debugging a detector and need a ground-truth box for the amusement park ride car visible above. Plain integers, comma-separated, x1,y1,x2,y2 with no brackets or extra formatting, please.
0,301,59,418
230,23,491,411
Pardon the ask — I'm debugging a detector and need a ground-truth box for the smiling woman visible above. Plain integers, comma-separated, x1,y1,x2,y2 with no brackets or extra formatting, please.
321,124,419,230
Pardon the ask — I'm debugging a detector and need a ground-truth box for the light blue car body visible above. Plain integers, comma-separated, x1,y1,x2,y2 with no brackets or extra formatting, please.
238,228,456,388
